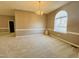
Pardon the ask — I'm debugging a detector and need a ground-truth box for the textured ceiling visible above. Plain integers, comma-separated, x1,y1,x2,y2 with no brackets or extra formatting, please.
0,1,69,16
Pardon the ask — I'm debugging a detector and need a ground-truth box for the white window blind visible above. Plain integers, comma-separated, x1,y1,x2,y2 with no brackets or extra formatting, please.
54,10,68,33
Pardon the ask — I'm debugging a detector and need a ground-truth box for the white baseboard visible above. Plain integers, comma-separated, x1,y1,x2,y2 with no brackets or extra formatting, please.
68,32,79,36
16,28,44,31
15,28,45,36
0,28,8,29
47,28,79,35
50,34,79,48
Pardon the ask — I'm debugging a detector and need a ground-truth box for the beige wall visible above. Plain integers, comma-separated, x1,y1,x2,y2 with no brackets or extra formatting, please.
15,10,46,36
47,2,79,46
0,15,14,32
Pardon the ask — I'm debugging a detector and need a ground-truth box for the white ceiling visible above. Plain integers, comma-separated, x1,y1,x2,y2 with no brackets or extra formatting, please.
0,1,69,16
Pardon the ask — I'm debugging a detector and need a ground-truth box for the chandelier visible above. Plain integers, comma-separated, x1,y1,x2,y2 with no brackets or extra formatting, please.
35,1,44,15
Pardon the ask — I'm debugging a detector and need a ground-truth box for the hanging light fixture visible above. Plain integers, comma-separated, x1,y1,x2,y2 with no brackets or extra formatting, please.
35,1,44,15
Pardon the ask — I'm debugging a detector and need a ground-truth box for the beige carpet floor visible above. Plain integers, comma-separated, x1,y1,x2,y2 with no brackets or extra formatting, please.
0,33,78,58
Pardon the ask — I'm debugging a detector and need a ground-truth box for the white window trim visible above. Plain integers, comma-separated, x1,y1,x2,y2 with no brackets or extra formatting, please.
54,10,68,33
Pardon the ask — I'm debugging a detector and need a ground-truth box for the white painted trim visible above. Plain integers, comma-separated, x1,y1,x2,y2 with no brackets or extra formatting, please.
0,28,8,29
48,28,67,34
68,32,79,36
50,34,79,48
48,28,79,35
16,28,45,31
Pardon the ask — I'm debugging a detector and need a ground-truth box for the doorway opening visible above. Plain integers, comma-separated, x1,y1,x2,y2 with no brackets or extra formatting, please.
9,21,15,33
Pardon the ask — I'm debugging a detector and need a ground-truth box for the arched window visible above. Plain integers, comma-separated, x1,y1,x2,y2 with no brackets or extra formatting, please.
54,10,68,33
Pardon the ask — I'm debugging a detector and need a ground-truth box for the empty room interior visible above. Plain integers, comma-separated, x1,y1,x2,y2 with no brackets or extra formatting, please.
0,1,79,58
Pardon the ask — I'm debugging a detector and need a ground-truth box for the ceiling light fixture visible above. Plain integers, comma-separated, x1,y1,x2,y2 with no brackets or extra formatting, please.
35,1,44,16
